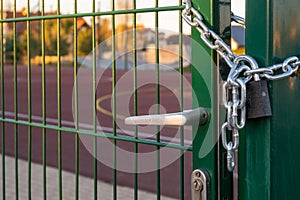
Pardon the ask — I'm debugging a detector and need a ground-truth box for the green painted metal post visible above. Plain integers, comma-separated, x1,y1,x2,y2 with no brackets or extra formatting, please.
192,0,233,199
191,0,218,199
0,1,5,199
239,0,300,199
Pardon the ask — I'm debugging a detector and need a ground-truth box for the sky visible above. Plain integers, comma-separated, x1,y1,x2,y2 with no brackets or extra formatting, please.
5,0,245,35
231,0,245,18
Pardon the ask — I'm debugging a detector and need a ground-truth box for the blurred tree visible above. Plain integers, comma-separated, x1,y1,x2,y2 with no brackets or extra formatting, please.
19,29,40,58
44,19,71,56
4,16,112,61
99,18,112,42
9,19,73,61
78,26,92,56
5,30,25,63
78,18,112,56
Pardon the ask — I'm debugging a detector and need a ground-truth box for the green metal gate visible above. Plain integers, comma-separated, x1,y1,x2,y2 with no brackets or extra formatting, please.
1,0,300,199
0,0,193,199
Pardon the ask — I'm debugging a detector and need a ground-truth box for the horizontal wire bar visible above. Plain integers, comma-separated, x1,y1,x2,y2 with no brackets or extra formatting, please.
0,6,184,23
0,118,193,151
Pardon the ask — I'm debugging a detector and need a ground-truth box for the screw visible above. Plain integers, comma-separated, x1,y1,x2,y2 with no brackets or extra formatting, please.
193,179,203,191
195,171,200,177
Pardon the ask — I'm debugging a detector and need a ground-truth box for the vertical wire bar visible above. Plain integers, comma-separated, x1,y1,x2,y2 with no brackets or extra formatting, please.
13,0,19,198
26,1,32,199
41,1,47,199
92,1,97,199
56,1,62,199
111,1,117,199
155,1,161,199
73,1,79,200
0,0,5,199
132,0,138,199
178,1,184,199
41,0,47,199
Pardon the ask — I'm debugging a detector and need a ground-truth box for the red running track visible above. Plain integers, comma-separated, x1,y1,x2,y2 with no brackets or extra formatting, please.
0,65,194,199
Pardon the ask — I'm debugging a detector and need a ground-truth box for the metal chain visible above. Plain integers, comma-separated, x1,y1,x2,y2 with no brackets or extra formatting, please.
182,0,300,172
231,11,246,27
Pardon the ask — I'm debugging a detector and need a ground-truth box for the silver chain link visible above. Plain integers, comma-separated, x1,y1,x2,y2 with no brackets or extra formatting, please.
231,11,246,27
182,0,300,172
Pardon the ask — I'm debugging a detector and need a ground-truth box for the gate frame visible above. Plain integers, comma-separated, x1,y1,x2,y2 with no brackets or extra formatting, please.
239,0,300,199
192,0,234,198
192,0,300,199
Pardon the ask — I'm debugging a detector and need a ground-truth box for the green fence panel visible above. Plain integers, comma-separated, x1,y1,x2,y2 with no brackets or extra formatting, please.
0,1,193,200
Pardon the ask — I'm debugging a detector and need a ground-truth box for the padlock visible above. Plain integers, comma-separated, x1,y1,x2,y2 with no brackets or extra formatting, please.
232,55,272,119
246,79,272,119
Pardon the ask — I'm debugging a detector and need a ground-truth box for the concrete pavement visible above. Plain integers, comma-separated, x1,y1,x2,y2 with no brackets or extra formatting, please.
0,155,176,200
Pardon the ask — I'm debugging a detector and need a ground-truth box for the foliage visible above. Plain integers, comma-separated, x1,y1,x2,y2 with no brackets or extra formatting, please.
19,29,41,59
4,16,112,61
99,18,112,43
78,18,112,56
78,26,92,56
4,18,73,63
44,19,71,56
4,31,25,63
